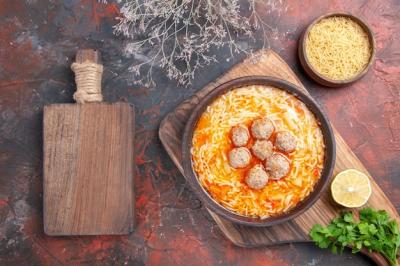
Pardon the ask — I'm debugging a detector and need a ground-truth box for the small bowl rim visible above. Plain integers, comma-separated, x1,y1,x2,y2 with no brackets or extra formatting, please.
182,76,336,227
299,12,376,87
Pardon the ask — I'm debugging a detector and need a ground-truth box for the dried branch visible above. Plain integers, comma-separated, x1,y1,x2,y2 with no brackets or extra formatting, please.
107,0,270,87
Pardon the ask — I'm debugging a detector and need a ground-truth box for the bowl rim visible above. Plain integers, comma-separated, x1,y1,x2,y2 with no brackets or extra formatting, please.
298,12,376,87
182,76,336,227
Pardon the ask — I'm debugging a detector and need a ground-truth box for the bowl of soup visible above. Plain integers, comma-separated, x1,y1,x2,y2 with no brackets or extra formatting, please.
182,76,336,226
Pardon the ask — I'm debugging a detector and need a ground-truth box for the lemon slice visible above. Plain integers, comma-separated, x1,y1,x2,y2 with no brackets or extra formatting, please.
331,169,372,208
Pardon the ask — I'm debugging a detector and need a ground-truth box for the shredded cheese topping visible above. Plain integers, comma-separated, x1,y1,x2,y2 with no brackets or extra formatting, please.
191,85,325,218
305,16,372,80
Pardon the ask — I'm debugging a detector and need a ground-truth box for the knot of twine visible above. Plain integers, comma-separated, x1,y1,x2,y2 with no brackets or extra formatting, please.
71,62,103,104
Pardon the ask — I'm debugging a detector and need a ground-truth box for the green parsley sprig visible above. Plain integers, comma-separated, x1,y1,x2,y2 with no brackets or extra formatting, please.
310,208,400,266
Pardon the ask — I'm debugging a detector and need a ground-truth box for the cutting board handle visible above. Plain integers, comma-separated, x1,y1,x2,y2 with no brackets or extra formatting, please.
71,49,103,104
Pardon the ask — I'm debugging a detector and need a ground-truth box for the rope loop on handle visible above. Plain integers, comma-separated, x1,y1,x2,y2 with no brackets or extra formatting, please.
71,62,103,104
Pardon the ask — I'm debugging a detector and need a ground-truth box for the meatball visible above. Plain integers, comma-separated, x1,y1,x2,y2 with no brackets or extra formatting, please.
228,147,251,168
246,164,269,190
265,153,290,180
275,131,297,153
251,117,274,139
251,140,273,160
231,124,250,147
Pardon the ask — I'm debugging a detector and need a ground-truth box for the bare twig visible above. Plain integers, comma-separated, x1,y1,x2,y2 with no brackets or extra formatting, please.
107,0,270,86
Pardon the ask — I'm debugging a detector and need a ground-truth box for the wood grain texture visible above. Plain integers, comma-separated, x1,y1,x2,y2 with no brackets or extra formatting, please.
159,50,399,265
43,103,135,235
75,49,101,64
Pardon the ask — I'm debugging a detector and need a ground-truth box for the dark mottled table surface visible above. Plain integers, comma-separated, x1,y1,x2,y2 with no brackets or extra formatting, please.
0,0,399,265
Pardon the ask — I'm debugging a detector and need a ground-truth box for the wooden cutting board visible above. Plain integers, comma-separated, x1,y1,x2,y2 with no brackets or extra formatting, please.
43,49,135,235
159,50,399,265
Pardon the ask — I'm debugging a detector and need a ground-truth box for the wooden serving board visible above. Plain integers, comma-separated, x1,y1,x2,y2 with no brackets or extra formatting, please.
43,50,135,235
159,50,399,264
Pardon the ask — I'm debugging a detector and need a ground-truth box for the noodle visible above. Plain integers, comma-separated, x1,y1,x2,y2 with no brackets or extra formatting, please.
191,85,325,218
